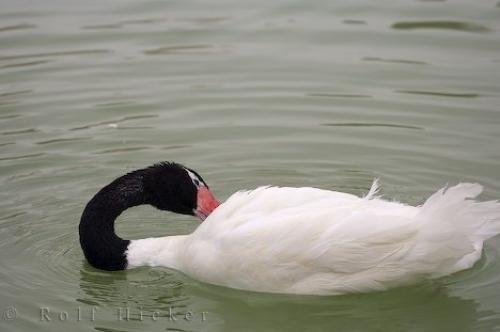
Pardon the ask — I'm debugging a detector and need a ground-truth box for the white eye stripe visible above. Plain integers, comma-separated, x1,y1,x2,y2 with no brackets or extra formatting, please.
186,169,203,186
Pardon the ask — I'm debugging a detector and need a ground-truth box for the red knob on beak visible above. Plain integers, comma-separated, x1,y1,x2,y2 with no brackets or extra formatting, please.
194,187,220,220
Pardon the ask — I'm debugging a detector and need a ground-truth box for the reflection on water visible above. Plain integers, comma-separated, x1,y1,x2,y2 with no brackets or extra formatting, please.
78,263,500,332
1,0,500,331
193,282,500,332
78,267,187,309
78,267,198,332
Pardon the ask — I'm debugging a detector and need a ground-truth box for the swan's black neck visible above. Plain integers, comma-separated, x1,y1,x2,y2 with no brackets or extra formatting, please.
79,171,148,271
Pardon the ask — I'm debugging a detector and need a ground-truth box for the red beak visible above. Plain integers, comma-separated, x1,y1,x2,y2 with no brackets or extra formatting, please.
194,187,220,220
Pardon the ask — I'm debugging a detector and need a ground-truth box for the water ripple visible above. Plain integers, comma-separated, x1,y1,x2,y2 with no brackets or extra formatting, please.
94,146,149,155
363,57,428,65
69,114,158,131
0,142,14,147
391,21,490,33
342,19,367,25
82,17,165,30
1,128,38,135
0,211,26,221
116,126,155,130
162,144,190,151
180,16,230,25
397,90,480,98
0,90,31,98
0,114,20,120
307,93,372,98
36,137,90,145
1,60,49,69
0,23,36,32
0,152,45,161
321,123,423,130
95,101,137,109
77,267,188,310
144,44,227,55
0,49,111,61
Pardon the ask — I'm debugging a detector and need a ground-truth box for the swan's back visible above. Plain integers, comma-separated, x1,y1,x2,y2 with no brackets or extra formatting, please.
179,183,500,295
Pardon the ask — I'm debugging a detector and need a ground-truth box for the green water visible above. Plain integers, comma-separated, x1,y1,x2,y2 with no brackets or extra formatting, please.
1,0,500,331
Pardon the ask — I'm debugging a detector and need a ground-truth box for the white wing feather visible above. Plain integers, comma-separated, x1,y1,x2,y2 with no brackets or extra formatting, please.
183,186,423,294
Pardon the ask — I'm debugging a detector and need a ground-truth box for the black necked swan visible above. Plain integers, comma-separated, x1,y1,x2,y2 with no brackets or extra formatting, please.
79,162,500,295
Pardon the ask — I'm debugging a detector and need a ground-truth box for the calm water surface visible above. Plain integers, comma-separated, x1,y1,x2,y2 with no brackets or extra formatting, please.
1,0,500,331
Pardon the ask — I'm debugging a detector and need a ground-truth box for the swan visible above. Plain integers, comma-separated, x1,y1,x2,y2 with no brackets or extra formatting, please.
79,162,500,295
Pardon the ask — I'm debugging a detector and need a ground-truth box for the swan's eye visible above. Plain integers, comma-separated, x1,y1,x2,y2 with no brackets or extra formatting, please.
193,179,200,186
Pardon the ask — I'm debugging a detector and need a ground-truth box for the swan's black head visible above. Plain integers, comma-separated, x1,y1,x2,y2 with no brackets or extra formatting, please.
142,162,220,220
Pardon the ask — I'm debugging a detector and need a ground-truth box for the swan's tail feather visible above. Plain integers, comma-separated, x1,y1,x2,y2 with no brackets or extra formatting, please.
415,183,500,276
421,183,500,240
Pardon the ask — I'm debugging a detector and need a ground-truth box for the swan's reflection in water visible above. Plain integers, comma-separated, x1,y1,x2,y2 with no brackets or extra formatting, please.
78,264,197,332
192,281,500,332
78,261,500,332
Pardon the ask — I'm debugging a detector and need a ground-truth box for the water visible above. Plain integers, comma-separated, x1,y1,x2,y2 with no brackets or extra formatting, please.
1,0,500,330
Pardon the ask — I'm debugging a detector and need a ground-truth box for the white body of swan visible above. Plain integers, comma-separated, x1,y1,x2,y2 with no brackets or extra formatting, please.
127,181,500,295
